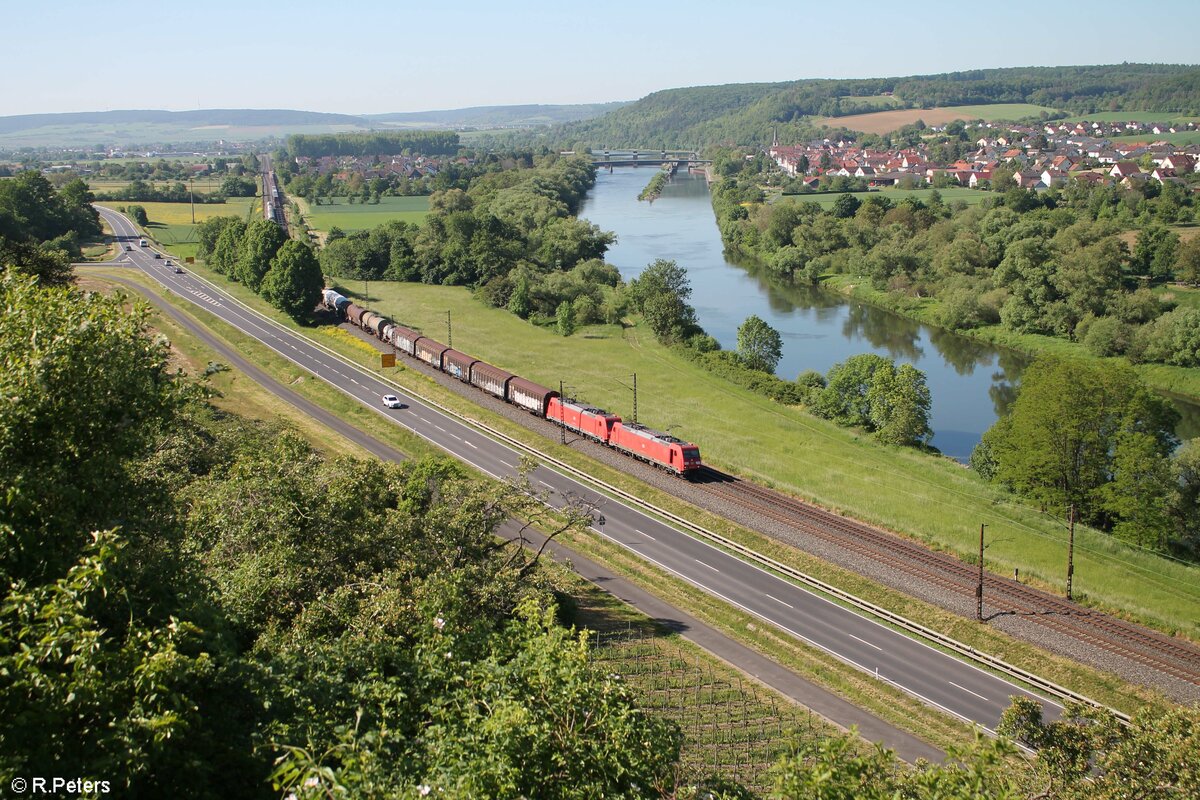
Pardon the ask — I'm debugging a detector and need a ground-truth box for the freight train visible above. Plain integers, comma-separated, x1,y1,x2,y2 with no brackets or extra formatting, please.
322,288,702,475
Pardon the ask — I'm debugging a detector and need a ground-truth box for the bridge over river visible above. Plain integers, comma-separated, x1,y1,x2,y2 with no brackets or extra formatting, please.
588,149,710,168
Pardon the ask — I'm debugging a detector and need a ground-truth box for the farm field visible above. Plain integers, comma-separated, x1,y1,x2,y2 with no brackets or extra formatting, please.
98,198,258,260
311,279,1200,640
87,178,229,194
300,194,431,233
779,186,992,208
0,121,365,148
818,103,1059,134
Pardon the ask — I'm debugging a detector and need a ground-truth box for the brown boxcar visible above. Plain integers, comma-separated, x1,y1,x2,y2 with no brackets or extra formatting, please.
442,349,478,382
388,324,421,356
507,377,558,415
345,304,365,326
546,396,621,443
470,361,514,400
414,338,450,370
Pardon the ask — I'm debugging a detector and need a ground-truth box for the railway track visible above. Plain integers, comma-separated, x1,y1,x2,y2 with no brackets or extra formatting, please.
692,466,1200,688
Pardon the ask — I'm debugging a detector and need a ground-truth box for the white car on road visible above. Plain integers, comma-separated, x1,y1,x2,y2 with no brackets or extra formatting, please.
381,394,406,409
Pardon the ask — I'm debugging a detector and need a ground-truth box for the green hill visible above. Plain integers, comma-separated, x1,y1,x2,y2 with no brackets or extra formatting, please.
552,64,1200,148
365,102,628,128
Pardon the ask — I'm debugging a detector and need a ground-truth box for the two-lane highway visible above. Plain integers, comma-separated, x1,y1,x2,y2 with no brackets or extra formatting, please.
97,205,1061,733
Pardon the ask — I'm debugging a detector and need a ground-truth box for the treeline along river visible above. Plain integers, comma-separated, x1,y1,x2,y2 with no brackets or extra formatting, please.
579,168,1200,461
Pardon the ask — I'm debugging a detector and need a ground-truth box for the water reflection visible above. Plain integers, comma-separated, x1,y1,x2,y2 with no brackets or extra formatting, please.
841,304,926,362
578,168,1198,458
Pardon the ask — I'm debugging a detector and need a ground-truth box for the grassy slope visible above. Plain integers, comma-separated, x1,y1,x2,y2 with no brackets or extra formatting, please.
298,195,430,233
330,280,1200,640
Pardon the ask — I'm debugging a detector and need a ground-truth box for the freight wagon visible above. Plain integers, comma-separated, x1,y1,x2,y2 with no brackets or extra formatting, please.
442,349,478,382
386,324,421,356
508,377,558,416
414,338,450,370
469,361,515,400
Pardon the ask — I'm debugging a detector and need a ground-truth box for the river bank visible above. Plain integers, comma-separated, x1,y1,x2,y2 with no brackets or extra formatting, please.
817,273,1200,433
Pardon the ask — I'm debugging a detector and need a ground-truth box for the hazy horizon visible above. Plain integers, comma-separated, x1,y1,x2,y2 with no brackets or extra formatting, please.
4,0,1198,118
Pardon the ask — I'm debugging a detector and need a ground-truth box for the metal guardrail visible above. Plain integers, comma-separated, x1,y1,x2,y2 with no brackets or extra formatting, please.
136,229,1132,726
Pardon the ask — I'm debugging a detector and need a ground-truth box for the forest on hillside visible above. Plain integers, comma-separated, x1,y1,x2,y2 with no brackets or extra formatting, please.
542,64,1200,149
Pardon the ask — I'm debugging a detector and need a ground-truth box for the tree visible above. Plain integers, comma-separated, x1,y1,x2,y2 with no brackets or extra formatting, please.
195,215,241,259
210,218,247,276
218,175,257,197
736,315,783,372
0,269,182,581
628,259,699,343
1100,430,1175,549
868,363,933,447
768,728,1022,800
999,697,1200,800
261,240,324,320
127,204,148,225
507,273,532,318
236,219,287,292
0,273,262,795
814,353,892,428
555,299,575,336
979,357,1178,532
1175,236,1200,285
1170,439,1200,555
1134,224,1180,279
831,192,861,219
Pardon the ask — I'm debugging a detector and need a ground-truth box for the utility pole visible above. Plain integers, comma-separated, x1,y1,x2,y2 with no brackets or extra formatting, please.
632,373,637,424
1066,503,1076,601
559,380,566,445
446,310,452,348
364,278,369,304
976,523,986,622
189,175,195,224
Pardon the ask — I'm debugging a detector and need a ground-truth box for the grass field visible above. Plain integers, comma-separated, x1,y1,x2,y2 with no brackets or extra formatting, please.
98,198,258,261
319,280,1200,640
1110,131,1200,145
1059,112,1200,124
87,178,228,194
780,187,992,208
299,195,430,234
819,104,1060,134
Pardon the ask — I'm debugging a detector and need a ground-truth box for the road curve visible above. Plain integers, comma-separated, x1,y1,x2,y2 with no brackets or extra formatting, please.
95,205,1062,735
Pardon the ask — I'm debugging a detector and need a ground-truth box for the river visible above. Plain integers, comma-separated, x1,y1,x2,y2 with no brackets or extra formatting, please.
579,167,1199,461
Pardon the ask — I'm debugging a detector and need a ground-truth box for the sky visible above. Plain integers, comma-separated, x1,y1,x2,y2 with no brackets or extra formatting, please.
3,0,1198,117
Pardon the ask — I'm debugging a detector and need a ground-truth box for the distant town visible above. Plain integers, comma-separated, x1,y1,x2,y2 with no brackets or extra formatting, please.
769,118,1200,191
